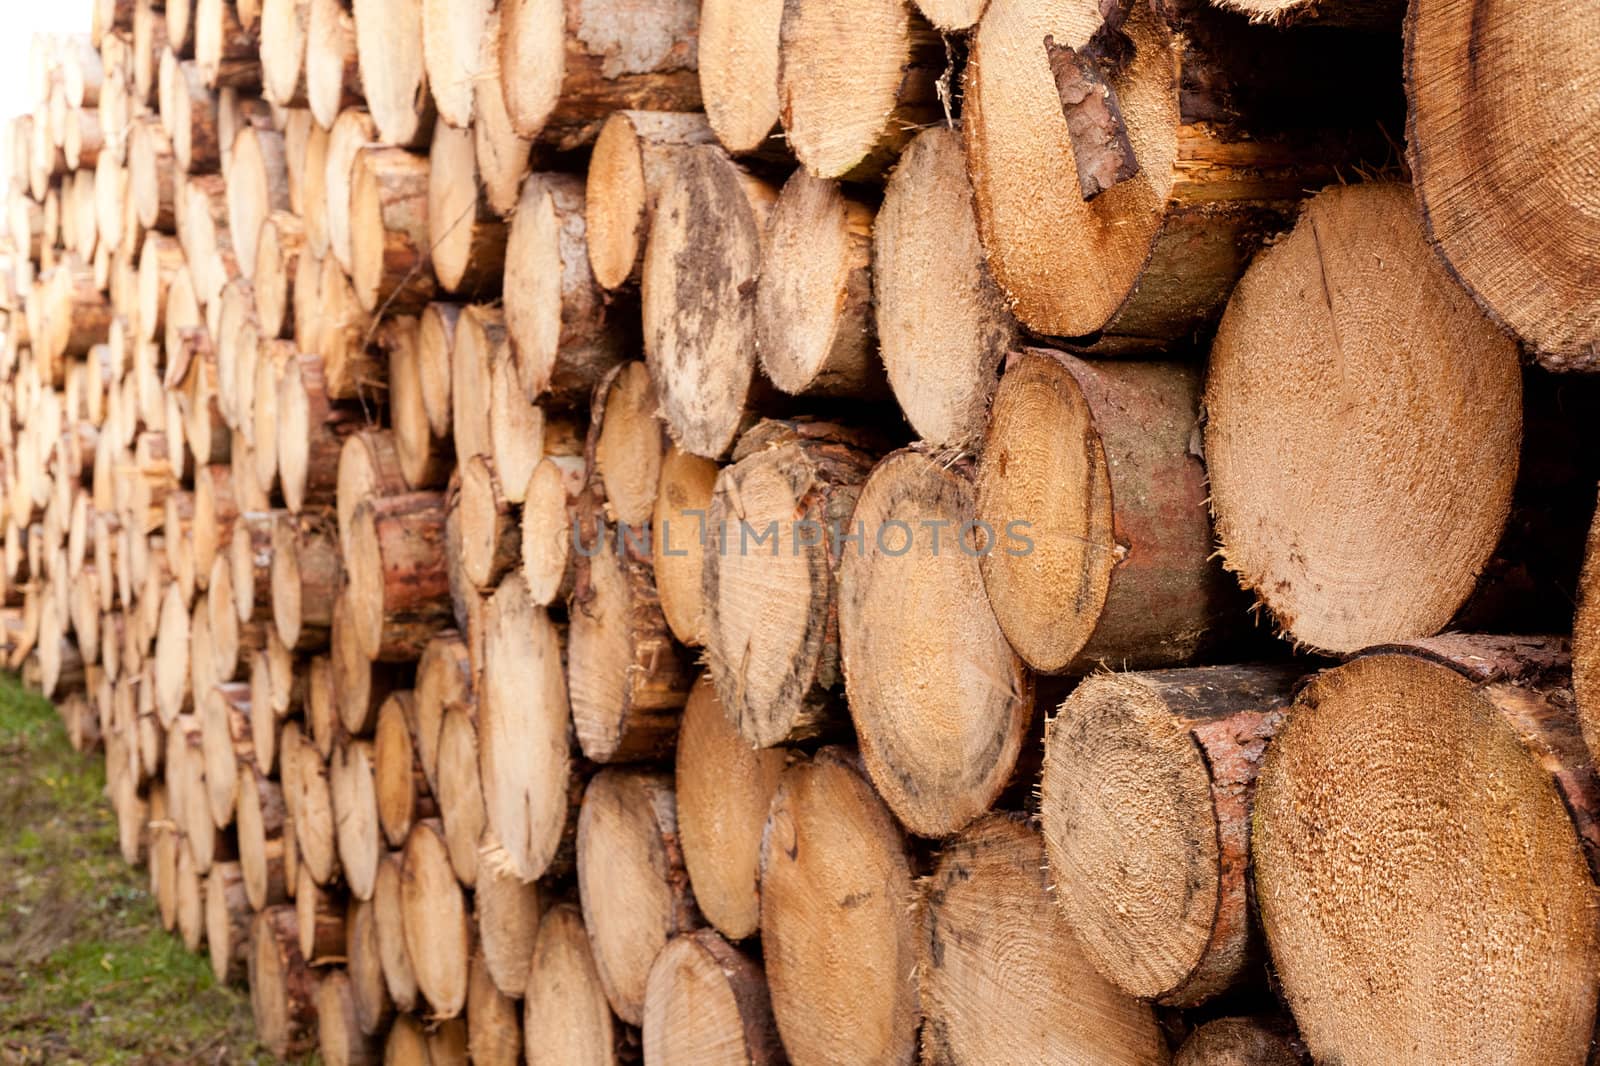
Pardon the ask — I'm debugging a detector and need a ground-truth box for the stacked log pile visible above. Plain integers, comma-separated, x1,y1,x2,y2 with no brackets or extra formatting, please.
2,0,1599,1062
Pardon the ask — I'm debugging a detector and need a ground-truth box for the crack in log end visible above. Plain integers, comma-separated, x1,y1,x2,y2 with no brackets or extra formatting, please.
1044,34,1141,201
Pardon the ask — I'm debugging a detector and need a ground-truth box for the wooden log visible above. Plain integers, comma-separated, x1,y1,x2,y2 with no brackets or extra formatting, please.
503,172,625,406
585,110,714,291
1204,183,1521,655
295,863,349,962
471,7,532,218
381,316,451,490
588,361,664,529
201,679,252,826
306,0,362,129
641,144,775,458
336,428,409,554
270,508,341,650
838,448,1033,836
964,0,1394,346
326,107,381,272
704,419,877,746
169,59,221,174
498,0,700,150
400,818,471,1017
331,737,382,900
372,849,421,1014
374,690,436,848
420,0,491,127
253,211,302,339
1253,636,1600,1065
1407,0,1597,368
350,145,435,313
524,903,635,1065
459,455,521,593
467,951,523,1066
479,573,571,882
329,591,406,734
194,0,260,89
1039,665,1297,1006
346,897,394,1036
413,629,472,791
316,969,382,1066
521,454,585,609
177,840,208,950
436,700,487,886
239,767,290,909
314,255,385,401
874,124,1015,449
675,673,787,942
249,905,320,1057
1174,1018,1306,1066
345,490,451,661
475,840,543,998
920,814,1169,1065
229,510,276,627
289,732,341,884
761,747,918,1065
427,120,506,296
649,444,716,646
226,126,289,286
697,0,782,156
351,0,432,146
134,0,172,106
576,770,700,1026
276,355,354,513
449,303,500,464
643,930,782,1065
414,300,458,451
154,580,192,724
260,0,309,107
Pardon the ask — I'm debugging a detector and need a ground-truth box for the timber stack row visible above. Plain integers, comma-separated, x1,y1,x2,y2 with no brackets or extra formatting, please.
2,0,1599,1061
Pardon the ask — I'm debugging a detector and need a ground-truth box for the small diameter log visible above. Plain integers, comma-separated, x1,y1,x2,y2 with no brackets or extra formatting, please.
755,169,883,397
641,144,776,458
521,455,586,609
295,863,349,961
920,814,1170,1065
374,691,436,848
194,0,260,89
777,0,941,180
643,930,783,1066
331,737,382,900
1407,0,1599,368
585,110,714,291
400,818,472,1017
451,303,501,463
838,448,1034,837
306,0,362,129
652,444,717,645
475,840,543,998
351,0,432,147
326,108,381,273
383,316,451,490
428,120,507,296
1174,1018,1306,1066
347,897,394,1036
761,747,919,1066
260,0,310,106
473,7,532,218
576,769,702,1026
525,903,632,1066
254,210,303,338
289,736,341,885
977,351,1239,673
275,354,354,513
414,630,472,791
129,116,178,231
498,0,700,150
194,463,240,589
249,905,320,1058
231,511,277,626
206,860,252,984
503,172,625,406
154,581,192,724
177,842,208,951
436,700,487,886
350,145,436,314
373,851,421,1013
495,366,581,510
331,591,407,734
346,491,451,661
568,496,694,764
467,952,523,1066
137,232,184,341
317,969,383,1066
874,124,1016,449
1253,636,1600,1065
201,680,253,826
239,768,290,909
590,361,666,529
704,419,876,746
676,673,788,941
1040,665,1300,1005
479,574,571,882
698,0,783,156
227,125,291,283
964,0,1394,346
1578,504,1600,757
460,456,521,593
336,428,409,553
1204,183,1521,654
315,258,386,400
271,508,341,651
420,0,491,127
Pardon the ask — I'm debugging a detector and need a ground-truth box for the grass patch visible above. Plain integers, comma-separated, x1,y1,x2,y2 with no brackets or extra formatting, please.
0,673,296,1064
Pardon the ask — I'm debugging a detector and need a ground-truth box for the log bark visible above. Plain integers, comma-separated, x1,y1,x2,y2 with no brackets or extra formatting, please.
498,0,700,150
576,769,701,1026
874,124,1016,449
584,110,714,291
249,905,320,1058
1041,664,1300,1005
345,490,451,661
643,930,784,1066
400,818,471,1017
920,813,1170,1065
704,419,876,746
837,448,1033,837
503,172,626,406
960,0,1401,344
640,144,775,458
350,145,435,313
1203,183,1521,655
760,747,918,1066
1253,635,1600,1066
1407,0,1597,367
